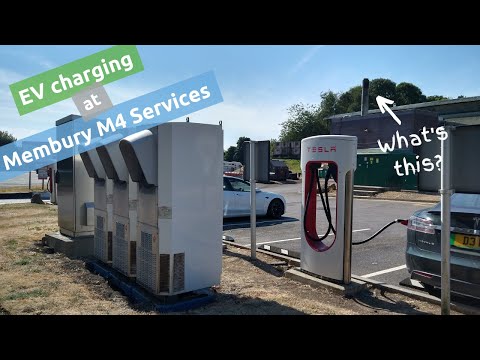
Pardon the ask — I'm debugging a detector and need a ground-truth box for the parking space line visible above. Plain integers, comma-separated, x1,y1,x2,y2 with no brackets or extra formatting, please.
257,237,301,246
223,219,298,228
361,264,407,278
255,228,371,246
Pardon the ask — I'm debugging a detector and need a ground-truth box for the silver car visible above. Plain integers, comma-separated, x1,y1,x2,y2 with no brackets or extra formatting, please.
405,193,480,299
223,176,286,218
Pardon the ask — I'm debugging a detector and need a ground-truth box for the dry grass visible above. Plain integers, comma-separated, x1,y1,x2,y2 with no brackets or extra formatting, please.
0,185,44,193
0,203,452,315
0,203,144,315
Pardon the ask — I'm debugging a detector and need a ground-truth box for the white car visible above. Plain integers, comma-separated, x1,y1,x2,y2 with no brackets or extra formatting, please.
223,176,286,219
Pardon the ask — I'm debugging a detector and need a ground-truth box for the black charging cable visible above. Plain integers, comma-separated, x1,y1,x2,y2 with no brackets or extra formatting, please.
304,164,406,246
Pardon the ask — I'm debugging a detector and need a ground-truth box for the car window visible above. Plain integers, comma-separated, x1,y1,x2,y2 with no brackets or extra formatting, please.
228,178,251,192
223,177,233,191
451,193,480,210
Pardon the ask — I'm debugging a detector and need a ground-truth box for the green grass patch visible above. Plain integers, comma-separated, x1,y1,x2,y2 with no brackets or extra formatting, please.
5,239,18,251
14,258,31,266
3,289,48,301
282,159,301,174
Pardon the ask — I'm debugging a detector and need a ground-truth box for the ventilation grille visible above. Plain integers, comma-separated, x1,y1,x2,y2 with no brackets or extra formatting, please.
159,254,170,293
173,253,185,292
94,215,106,261
130,241,137,275
112,221,128,275
137,231,157,292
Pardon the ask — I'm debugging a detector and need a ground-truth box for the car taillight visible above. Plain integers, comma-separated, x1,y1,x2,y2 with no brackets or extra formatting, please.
407,215,435,234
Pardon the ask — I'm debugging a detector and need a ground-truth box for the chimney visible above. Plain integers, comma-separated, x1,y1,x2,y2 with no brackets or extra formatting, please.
361,78,369,116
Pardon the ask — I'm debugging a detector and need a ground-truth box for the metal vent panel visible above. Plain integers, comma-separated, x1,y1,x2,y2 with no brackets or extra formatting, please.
137,231,157,292
94,215,105,261
159,254,170,293
173,253,185,292
112,221,128,275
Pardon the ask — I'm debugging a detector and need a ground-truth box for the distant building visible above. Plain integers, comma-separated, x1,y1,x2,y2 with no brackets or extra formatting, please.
326,96,480,191
223,161,242,172
273,141,301,159
327,96,480,149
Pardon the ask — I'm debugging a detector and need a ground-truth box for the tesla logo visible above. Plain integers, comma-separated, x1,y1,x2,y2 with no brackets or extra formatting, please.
475,217,480,229
308,146,336,153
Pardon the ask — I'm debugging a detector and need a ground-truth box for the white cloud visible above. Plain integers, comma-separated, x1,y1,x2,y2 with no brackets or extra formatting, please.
0,68,24,85
290,45,325,75
185,100,288,149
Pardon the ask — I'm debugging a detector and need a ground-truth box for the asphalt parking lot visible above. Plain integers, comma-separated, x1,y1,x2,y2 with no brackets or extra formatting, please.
223,181,427,289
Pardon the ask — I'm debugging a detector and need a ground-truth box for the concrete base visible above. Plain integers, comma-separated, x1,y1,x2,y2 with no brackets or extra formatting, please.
285,268,366,297
86,259,216,313
42,232,94,258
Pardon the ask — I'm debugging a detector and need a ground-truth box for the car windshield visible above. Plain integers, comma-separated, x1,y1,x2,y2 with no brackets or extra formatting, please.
227,178,251,192
450,193,480,210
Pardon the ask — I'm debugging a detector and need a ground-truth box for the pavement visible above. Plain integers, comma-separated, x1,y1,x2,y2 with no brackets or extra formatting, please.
223,181,442,293
0,192,50,205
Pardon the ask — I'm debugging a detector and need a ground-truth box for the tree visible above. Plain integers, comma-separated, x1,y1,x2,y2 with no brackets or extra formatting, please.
395,82,426,106
269,138,277,157
426,95,449,102
335,85,362,114
0,131,16,147
233,136,250,164
369,78,397,109
457,95,466,99
279,104,326,142
224,146,236,161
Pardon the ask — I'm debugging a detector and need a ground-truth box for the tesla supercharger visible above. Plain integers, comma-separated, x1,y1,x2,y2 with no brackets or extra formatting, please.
96,140,138,278
80,149,114,263
301,135,357,283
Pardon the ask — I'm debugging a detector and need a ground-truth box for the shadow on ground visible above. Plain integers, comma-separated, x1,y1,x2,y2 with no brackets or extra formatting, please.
223,216,298,230
352,289,431,315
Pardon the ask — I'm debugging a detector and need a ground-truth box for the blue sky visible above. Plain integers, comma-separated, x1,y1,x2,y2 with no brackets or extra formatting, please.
1,45,479,148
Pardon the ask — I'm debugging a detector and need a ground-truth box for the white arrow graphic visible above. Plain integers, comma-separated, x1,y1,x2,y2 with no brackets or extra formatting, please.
376,95,401,125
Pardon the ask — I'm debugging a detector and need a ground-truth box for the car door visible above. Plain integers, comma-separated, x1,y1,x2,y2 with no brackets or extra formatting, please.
223,177,237,217
227,177,256,216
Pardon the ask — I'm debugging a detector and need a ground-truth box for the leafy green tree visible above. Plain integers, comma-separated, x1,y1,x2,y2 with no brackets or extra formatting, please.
335,85,362,114
0,131,16,147
224,146,236,161
233,136,250,164
369,78,397,108
395,82,426,106
269,138,277,157
279,101,330,142
457,95,465,99
426,95,449,102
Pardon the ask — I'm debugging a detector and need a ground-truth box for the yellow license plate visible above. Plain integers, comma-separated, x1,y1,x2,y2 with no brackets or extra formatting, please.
451,234,480,249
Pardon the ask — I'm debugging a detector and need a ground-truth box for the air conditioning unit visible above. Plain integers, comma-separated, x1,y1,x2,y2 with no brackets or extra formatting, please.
120,122,223,296
96,140,138,278
80,148,113,263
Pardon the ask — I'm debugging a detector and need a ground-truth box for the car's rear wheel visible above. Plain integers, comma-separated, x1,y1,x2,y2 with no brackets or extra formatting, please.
267,199,284,219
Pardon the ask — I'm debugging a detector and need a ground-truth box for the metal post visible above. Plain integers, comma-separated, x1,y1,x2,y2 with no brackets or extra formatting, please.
42,179,45,190
51,165,57,204
28,171,31,191
250,141,256,259
343,169,354,284
361,78,370,116
440,125,453,315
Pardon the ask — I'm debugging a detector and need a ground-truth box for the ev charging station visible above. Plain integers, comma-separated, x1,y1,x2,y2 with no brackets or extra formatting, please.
119,122,223,296
80,148,114,263
96,140,138,278
301,135,357,284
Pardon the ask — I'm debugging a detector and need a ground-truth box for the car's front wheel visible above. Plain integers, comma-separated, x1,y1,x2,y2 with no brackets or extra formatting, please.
267,199,284,219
